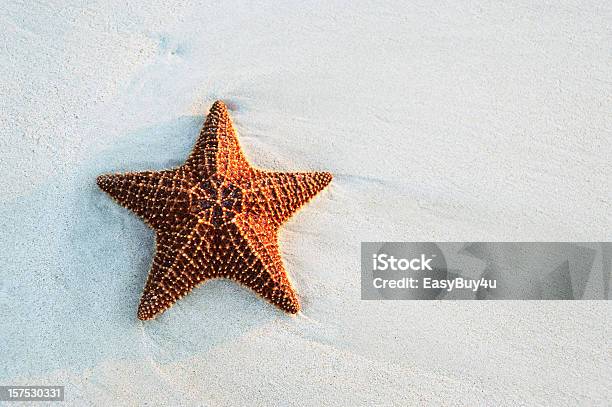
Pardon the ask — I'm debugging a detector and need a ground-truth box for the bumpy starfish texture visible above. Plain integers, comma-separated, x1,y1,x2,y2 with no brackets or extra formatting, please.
97,101,332,320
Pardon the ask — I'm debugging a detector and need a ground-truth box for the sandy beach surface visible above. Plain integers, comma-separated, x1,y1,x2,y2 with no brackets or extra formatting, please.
1,1,611,405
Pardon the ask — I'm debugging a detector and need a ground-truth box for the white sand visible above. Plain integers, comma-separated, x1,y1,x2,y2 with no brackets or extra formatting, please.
1,1,610,405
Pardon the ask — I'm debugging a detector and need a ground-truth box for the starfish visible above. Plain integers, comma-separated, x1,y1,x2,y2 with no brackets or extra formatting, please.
97,101,332,320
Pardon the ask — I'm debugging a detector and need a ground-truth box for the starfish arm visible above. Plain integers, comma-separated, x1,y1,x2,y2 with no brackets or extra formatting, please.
249,171,333,228
184,100,254,182
137,221,208,320
233,216,300,313
96,169,192,231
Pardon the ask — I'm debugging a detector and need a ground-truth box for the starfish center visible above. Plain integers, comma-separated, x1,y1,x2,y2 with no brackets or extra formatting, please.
194,177,243,227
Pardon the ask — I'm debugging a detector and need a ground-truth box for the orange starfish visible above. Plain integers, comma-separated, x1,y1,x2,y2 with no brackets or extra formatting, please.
97,101,332,320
